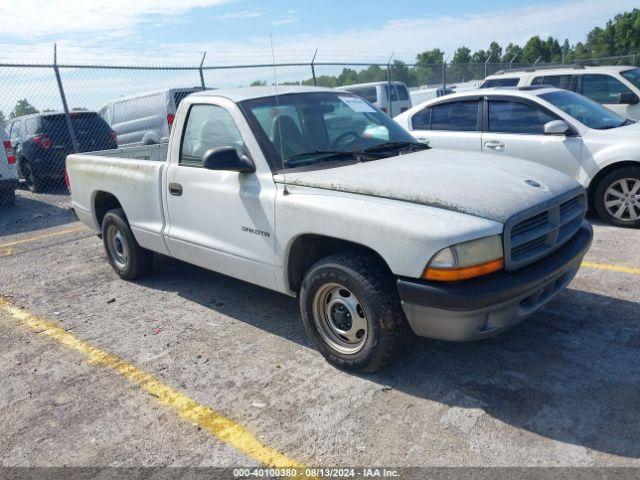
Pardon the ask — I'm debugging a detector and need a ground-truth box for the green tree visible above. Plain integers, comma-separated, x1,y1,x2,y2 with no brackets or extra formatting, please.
488,42,503,63
250,80,267,86
9,99,38,119
502,43,522,64
337,68,360,86
0,110,5,128
522,36,545,63
414,49,445,86
415,48,444,66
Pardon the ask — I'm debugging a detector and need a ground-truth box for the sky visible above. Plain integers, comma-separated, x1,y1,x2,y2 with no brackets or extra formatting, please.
0,0,638,65
0,0,637,115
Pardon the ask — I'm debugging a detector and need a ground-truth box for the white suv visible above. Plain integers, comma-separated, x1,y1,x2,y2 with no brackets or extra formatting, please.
480,65,640,120
0,125,18,207
394,86,640,227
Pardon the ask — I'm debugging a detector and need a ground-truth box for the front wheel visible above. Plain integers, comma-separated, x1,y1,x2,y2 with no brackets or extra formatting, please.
101,208,153,280
299,252,406,372
594,166,640,227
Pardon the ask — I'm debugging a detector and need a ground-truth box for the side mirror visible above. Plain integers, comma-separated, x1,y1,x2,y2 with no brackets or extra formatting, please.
618,92,639,105
202,147,255,173
544,120,570,135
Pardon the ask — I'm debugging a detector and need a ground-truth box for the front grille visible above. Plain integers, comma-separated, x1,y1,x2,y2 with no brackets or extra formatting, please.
504,189,586,270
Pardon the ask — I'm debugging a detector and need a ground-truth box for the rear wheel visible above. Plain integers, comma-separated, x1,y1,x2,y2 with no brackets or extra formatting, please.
21,161,45,193
299,252,406,372
594,166,640,227
101,208,153,280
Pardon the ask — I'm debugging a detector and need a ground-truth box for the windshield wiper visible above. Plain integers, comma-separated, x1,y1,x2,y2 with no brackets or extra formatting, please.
619,118,637,127
283,150,367,167
358,141,431,154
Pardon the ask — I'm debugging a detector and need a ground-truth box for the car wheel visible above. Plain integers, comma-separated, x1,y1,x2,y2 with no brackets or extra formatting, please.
594,166,640,228
101,208,153,280
0,189,15,207
299,252,406,372
22,162,44,193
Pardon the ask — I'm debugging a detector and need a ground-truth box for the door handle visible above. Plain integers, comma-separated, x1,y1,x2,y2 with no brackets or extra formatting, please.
169,182,183,196
484,140,506,150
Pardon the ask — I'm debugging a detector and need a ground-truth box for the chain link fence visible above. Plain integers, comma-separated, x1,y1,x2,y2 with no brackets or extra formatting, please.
0,54,638,211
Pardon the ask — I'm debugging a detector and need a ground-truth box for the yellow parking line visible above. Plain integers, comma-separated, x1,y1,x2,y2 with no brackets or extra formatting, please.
582,261,640,276
0,225,87,249
0,225,88,257
0,297,305,469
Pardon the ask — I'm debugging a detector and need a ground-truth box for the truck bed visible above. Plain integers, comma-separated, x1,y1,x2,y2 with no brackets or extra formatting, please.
86,143,168,162
67,143,169,255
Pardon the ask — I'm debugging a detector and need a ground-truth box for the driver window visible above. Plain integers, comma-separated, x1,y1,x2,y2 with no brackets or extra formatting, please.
180,104,245,167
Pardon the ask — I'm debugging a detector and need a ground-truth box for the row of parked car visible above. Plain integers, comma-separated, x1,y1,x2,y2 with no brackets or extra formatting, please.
2,64,640,229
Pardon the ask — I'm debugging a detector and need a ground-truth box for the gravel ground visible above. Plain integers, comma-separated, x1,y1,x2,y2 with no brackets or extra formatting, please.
0,190,639,468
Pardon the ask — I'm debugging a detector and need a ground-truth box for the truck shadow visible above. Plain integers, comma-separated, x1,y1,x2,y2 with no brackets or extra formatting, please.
142,255,640,459
0,192,75,236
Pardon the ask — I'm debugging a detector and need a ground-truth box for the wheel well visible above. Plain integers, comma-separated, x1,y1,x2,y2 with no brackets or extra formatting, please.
588,161,640,205
286,234,391,293
94,191,122,227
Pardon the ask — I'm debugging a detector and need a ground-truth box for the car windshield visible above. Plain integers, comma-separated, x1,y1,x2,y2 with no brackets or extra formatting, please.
240,92,420,170
539,90,627,130
621,68,640,90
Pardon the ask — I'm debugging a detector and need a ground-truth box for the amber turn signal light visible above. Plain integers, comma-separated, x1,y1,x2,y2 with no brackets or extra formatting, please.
422,258,504,282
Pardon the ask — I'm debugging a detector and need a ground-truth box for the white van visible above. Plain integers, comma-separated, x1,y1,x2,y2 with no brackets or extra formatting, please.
98,88,203,147
0,125,18,207
340,81,412,117
480,65,640,120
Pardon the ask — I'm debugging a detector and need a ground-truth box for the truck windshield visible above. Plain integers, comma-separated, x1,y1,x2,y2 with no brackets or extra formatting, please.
240,92,420,170
539,90,628,130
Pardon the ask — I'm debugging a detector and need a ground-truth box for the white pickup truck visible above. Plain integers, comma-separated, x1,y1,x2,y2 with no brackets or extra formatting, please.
68,86,593,371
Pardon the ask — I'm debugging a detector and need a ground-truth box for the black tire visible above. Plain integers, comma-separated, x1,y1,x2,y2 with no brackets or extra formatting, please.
0,189,15,207
101,208,153,280
593,166,640,228
299,252,406,372
22,161,45,193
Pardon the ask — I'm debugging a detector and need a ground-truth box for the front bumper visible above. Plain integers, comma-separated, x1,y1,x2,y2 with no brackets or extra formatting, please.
397,221,593,341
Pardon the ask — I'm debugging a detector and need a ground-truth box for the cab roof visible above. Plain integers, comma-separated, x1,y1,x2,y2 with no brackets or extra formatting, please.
189,85,338,103
487,64,636,78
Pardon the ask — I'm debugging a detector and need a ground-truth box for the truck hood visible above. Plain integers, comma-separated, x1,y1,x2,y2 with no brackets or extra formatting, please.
274,150,581,224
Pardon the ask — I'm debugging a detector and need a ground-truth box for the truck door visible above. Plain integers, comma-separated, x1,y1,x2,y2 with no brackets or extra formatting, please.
163,101,277,290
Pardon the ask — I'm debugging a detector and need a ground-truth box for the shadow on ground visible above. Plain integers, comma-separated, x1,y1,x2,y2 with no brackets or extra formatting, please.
141,254,640,459
0,188,74,236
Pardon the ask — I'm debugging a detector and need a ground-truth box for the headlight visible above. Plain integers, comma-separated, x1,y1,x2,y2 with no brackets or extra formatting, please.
423,235,503,281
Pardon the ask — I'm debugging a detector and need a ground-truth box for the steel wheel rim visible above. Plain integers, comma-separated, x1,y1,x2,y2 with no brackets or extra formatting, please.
604,178,640,222
312,282,368,355
106,224,129,269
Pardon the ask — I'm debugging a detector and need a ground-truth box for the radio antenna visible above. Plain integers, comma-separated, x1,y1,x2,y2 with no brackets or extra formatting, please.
270,34,289,195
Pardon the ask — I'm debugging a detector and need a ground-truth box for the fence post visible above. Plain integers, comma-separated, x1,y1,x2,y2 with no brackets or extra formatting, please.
199,52,207,89
311,49,318,86
53,44,79,153
387,52,394,115
441,62,446,90
484,53,493,79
